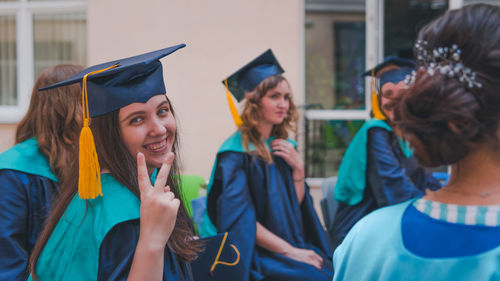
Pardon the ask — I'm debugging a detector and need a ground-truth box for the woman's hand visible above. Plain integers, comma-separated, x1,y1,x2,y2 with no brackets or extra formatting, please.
136,152,180,250
282,246,323,269
270,139,304,173
271,139,306,202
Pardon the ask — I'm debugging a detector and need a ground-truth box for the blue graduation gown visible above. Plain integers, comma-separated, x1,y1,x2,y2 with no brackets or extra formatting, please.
29,173,191,281
333,201,500,280
0,139,59,281
331,124,441,249
205,132,333,281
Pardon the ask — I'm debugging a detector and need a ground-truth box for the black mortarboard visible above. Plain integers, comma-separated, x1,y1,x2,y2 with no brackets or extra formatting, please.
38,44,186,200
190,232,245,281
362,56,415,78
40,44,186,117
223,49,284,102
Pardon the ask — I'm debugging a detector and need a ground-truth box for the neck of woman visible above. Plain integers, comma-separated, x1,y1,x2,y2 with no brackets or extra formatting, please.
426,141,500,205
258,122,273,140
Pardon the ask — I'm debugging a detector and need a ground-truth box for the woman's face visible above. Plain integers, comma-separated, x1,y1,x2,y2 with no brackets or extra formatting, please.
119,94,176,170
260,80,291,126
380,80,406,121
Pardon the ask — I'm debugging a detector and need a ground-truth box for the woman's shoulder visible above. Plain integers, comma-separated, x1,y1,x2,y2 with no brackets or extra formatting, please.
0,139,58,182
346,201,410,239
218,131,245,153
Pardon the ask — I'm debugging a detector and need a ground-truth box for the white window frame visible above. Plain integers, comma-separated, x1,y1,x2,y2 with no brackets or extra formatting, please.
304,0,462,185
0,0,86,123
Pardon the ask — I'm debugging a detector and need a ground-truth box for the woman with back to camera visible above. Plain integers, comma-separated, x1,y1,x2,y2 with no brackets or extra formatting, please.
333,4,500,280
0,64,83,280
201,49,332,281
28,45,200,281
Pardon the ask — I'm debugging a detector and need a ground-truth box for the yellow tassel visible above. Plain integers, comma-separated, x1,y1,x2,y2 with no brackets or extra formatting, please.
371,90,386,120
78,120,102,199
77,64,118,199
370,68,386,120
224,80,243,127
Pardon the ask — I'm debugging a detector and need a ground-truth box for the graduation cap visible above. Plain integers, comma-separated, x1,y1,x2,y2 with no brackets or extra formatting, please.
222,49,284,127
39,44,186,199
362,56,415,78
363,56,415,120
190,232,244,281
41,44,185,117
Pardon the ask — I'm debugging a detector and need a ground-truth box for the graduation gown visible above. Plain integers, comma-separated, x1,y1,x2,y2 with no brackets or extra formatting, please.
29,173,191,281
333,200,500,280
0,139,59,281
331,119,441,249
204,131,333,281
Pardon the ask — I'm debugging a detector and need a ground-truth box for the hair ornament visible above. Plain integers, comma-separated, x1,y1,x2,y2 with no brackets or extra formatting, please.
405,40,482,89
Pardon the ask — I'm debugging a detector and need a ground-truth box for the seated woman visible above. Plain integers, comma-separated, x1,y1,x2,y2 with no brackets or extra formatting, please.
0,64,83,280
201,49,332,281
333,4,500,280
330,57,441,249
28,45,200,281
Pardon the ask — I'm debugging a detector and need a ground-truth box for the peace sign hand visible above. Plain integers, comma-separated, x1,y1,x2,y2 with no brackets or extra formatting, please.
137,152,180,250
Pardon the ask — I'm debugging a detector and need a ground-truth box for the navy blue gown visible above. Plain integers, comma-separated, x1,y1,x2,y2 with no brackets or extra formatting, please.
331,127,441,250
0,138,61,281
0,170,58,281
98,219,192,281
207,151,333,281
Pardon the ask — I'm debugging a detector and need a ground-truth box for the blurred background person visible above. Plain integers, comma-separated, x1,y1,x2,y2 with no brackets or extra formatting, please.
0,64,83,280
330,57,441,249
202,49,332,281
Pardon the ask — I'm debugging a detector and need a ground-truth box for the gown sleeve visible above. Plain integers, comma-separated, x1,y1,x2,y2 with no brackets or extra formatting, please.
98,219,191,281
206,151,257,281
0,170,30,281
366,128,425,207
97,219,138,281
0,170,57,281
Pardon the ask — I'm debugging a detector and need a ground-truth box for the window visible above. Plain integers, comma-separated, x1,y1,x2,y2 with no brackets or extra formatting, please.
305,0,368,180
304,0,455,180
0,0,86,123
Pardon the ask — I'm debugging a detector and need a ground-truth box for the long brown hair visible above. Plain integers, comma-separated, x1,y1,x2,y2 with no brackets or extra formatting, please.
16,64,84,185
30,95,200,280
240,74,298,162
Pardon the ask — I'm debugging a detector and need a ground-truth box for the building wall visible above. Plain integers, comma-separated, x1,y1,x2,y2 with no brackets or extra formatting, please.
88,0,304,179
0,125,16,151
0,0,304,182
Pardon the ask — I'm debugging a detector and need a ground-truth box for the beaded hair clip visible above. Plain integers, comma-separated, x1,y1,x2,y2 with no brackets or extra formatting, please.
405,40,482,89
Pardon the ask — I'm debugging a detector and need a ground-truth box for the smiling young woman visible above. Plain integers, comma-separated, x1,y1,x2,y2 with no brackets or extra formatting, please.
28,45,200,281
118,95,177,172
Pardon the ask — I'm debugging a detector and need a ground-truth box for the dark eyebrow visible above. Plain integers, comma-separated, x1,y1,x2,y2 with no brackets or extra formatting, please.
120,111,145,124
157,100,170,109
382,89,394,98
120,100,170,123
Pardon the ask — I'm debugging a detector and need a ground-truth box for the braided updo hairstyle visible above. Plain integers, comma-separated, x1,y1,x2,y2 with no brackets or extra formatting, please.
394,4,500,167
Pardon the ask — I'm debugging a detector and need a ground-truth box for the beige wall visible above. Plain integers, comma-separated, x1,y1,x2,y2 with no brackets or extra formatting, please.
0,125,16,152
88,0,304,179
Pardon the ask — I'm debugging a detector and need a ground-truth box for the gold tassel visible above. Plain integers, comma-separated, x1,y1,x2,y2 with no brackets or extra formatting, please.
224,79,243,127
78,119,102,199
370,69,386,120
78,64,118,199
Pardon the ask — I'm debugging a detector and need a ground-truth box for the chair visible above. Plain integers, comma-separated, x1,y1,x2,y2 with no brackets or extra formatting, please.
320,177,338,248
177,174,207,218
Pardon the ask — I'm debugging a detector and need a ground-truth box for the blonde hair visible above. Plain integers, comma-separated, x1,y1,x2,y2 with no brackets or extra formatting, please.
239,74,298,162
